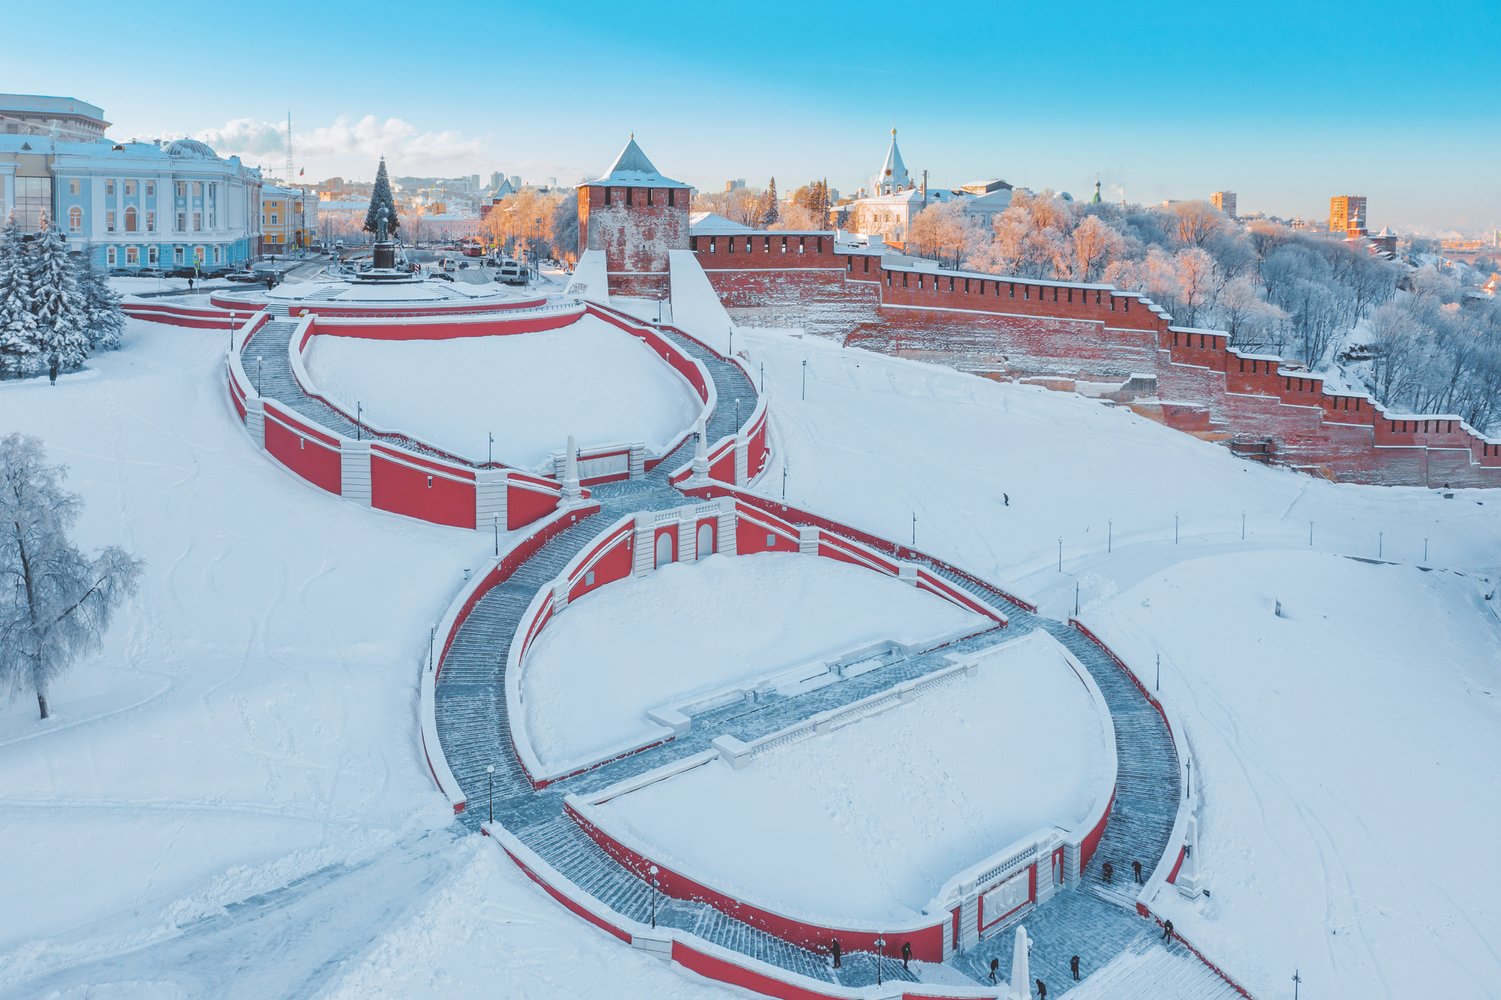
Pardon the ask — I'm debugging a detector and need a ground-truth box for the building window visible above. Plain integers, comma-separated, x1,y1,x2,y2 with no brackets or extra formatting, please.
146,211,155,231
106,246,117,266
148,245,158,264
106,179,115,196
192,182,202,197
213,246,222,263
174,246,185,264
69,178,80,195
146,181,155,197
193,212,202,231
176,181,186,197
270,213,278,225
125,180,137,196
194,246,205,264
125,246,139,266
13,176,52,232
106,211,117,233
625,187,633,206
668,189,676,207
67,206,83,233
177,212,186,231
603,187,611,206
125,207,138,232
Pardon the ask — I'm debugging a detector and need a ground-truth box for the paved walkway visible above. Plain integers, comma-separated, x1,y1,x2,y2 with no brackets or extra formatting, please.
238,308,1198,996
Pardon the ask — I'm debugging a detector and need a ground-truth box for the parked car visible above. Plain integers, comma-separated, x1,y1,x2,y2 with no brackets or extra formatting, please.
429,271,456,282
225,270,259,283
457,260,469,269
138,267,167,278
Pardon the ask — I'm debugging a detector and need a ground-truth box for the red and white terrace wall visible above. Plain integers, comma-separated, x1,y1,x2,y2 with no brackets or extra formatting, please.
500,496,1010,790
560,631,1117,967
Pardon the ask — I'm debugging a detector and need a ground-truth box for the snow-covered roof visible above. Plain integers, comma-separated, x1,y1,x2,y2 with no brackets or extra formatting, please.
583,136,688,189
873,128,909,194
689,212,753,235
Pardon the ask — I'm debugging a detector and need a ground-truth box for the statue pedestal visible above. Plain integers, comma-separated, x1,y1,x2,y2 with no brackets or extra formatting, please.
373,240,397,271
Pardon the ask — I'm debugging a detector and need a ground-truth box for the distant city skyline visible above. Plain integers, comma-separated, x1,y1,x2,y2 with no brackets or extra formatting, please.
5,0,1499,234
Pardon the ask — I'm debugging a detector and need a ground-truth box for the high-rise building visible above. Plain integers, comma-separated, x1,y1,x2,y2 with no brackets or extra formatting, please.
725,178,746,192
1210,191,1237,218
1329,195,1367,234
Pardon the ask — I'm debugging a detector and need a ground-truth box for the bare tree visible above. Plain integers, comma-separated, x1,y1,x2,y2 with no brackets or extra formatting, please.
1,434,142,719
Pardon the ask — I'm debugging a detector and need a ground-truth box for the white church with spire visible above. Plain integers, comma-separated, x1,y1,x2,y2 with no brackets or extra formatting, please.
847,127,1012,247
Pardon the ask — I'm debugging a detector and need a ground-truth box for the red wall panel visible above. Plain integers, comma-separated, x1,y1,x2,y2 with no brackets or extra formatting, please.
371,451,476,528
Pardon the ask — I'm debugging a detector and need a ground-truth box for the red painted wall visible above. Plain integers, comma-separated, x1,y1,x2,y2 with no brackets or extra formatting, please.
508,478,562,530
370,446,476,529
264,407,342,494
568,527,634,601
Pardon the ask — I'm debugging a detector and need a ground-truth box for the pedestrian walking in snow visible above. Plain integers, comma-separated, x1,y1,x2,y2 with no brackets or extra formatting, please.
830,938,841,969
1003,493,1010,507
901,942,911,970
1102,861,1113,884
1036,978,1047,999
1161,919,1174,942
1133,859,1143,884
988,958,999,983
187,275,195,292
1070,955,1080,980
48,356,59,386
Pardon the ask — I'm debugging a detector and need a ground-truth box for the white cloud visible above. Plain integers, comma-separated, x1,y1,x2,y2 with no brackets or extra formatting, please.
178,114,494,179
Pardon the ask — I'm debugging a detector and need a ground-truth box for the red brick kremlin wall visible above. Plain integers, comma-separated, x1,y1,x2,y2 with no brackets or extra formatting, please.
690,232,1501,488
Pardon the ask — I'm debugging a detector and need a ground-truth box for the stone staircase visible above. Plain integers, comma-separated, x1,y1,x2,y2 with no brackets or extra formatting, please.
1063,936,1244,1000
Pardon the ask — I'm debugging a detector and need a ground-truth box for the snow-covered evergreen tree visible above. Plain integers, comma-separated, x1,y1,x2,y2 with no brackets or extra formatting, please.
363,157,400,237
761,177,779,227
0,215,41,378
74,252,125,353
28,217,89,370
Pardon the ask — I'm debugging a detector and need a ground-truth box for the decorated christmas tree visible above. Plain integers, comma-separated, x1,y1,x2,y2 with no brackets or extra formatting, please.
363,156,400,237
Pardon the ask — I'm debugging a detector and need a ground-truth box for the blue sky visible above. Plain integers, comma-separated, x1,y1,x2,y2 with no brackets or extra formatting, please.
7,0,1499,232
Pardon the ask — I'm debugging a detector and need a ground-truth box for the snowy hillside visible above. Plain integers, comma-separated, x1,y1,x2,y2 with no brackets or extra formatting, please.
1086,552,1501,1000
2,313,1498,998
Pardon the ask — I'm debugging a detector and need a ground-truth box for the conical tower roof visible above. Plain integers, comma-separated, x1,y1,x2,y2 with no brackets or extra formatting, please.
873,128,910,195
584,135,688,188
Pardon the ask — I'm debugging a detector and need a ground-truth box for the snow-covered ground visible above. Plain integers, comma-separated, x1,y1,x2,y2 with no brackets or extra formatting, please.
4,303,1499,998
1085,551,1501,1000
739,327,1501,600
588,632,1110,924
303,315,703,467
0,326,728,999
520,551,985,775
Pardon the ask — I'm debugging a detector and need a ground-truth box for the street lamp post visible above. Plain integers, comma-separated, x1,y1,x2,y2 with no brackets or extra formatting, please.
493,513,500,557
255,356,263,395
649,864,660,928
486,764,495,824
801,359,808,400
1292,969,1302,1000
356,401,363,442
488,431,494,466
874,937,886,986
781,460,788,500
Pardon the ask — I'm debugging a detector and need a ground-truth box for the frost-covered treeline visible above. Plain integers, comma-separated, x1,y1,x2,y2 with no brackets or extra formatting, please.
1361,269,1501,432
692,181,830,232
0,215,124,379
901,194,1501,433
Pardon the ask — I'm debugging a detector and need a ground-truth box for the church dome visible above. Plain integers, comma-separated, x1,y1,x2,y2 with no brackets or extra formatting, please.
165,138,218,159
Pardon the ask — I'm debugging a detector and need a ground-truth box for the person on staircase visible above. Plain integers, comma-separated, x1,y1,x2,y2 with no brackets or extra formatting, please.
1161,918,1175,943
829,938,841,969
988,957,999,983
1036,977,1047,999
1070,954,1081,981
1133,859,1143,884
901,941,912,971
1102,860,1114,884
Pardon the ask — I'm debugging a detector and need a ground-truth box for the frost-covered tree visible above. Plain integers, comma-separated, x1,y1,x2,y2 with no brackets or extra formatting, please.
0,215,41,378
74,252,124,353
28,218,89,370
363,156,400,237
760,177,779,227
0,434,142,719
